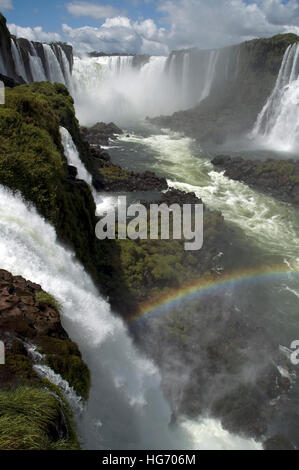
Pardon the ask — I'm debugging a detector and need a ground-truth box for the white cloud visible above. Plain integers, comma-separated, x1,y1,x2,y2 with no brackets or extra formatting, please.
66,1,120,19
158,0,299,50
8,23,61,42
0,0,13,11
62,16,168,54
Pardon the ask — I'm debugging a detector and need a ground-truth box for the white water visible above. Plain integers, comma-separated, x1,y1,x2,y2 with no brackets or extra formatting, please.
0,184,261,450
34,364,84,412
72,55,173,125
60,127,92,185
10,39,28,81
200,50,220,102
59,126,113,216
252,42,299,152
72,48,226,126
118,131,299,268
43,44,66,85
4,38,72,86
24,342,84,412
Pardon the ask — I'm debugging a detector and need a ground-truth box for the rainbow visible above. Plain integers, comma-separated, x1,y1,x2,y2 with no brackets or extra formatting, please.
130,263,299,326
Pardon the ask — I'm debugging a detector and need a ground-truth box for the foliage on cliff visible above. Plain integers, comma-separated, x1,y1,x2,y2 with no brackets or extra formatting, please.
0,386,79,450
116,208,225,308
0,83,122,302
0,270,88,450
0,270,90,398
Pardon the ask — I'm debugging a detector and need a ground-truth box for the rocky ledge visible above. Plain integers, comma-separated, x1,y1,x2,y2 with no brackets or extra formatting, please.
212,155,299,206
80,121,122,146
0,269,89,450
0,269,89,397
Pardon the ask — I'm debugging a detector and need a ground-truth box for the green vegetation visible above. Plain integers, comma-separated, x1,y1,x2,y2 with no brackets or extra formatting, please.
99,165,131,184
0,83,120,305
116,210,225,308
0,386,79,450
256,160,299,184
36,337,90,400
0,272,89,449
35,291,62,311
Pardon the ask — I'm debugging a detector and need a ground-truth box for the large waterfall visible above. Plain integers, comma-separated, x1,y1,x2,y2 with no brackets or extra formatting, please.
71,46,241,126
252,42,299,152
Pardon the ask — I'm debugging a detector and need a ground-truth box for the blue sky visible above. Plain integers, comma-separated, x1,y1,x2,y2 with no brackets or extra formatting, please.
1,1,299,54
3,0,163,31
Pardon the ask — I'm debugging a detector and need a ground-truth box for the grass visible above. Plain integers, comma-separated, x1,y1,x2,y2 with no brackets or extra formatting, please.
0,386,80,450
35,291,62,312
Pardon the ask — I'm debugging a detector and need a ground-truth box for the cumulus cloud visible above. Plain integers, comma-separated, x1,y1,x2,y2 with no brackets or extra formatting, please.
8,23,61,42
66,1,120,19
0,0,13,11
61,0,299,54
158,0,299,50
62,16,168,54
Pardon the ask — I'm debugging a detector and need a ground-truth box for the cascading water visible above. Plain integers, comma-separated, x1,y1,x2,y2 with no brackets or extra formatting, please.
0,183,261,450
59,126,109,214
200,50,219,102
10,39,29,82
71,43,243,127
43,43,67,85
0,37,73,86
72,54,171,125
60,127,92,185
252,42,299,152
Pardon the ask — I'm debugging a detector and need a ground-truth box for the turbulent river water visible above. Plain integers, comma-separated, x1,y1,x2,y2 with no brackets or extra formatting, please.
106,126,299,446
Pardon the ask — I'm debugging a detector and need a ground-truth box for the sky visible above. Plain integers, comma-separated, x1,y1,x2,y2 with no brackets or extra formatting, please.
1,0,299,55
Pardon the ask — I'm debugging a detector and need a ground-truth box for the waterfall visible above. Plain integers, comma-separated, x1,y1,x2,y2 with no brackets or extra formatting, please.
43,43,67,84
60,49,74,92
72,49,224,126
182,51,191,104
10,39,28,81
2,37,73,86
252,42,299,152
72,54,170,125
59,126,106,215
60,127,92,185
200,50,219,102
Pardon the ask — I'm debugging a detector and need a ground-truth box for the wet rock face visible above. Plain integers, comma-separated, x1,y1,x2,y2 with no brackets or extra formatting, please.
151,34,299,144
0,73,24,87
212,155,299,206
0,270,64,338
0,14,16,79
160,188,203,206
0,269,90,398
